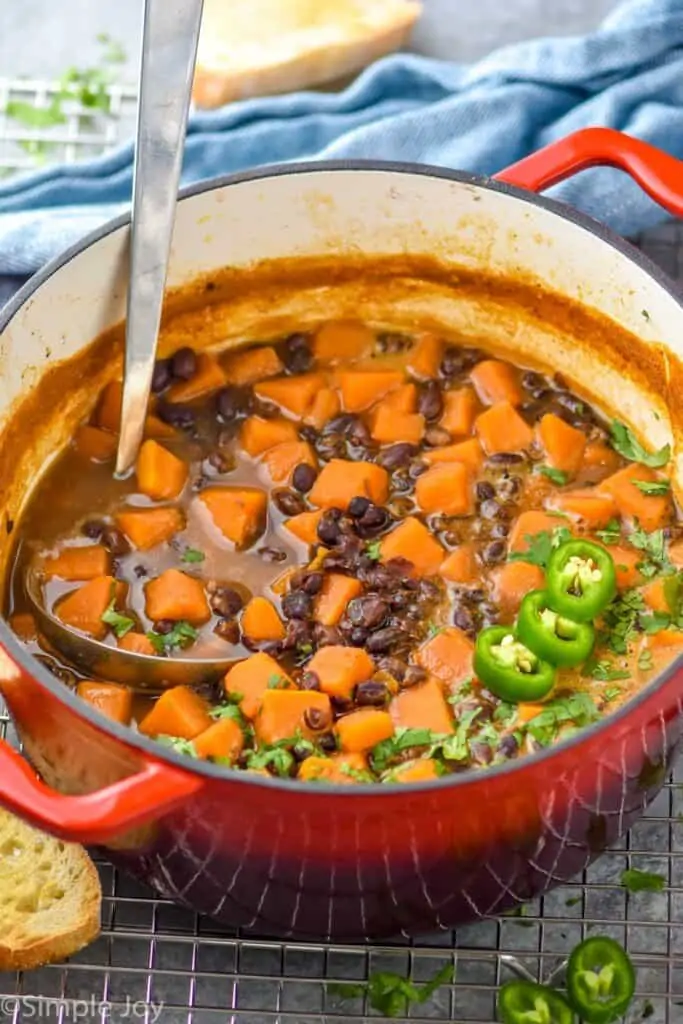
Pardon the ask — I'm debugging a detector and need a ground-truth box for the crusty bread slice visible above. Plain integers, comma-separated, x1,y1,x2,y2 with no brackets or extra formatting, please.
193,0,422,109
0,808,101,970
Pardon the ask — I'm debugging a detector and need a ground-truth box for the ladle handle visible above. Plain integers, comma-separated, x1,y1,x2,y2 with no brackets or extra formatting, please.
116,0,205,475
495,126,683,217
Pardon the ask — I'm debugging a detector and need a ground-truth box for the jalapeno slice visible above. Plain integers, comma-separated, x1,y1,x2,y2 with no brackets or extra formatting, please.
474,626,556,702
517,591,595,667
566,936,635,1024
546,540,616,622
498,980,574,1024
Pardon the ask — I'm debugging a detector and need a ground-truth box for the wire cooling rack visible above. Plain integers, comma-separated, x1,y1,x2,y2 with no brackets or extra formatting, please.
2,76,683,1023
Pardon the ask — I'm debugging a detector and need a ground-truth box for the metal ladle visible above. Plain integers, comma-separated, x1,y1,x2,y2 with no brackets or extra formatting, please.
24,0,239,691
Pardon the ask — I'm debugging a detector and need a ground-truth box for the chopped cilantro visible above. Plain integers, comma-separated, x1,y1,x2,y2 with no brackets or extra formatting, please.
298,641,313,655
601,590,647,655
493,702,516,724
620,868,666,893
663,573,683,617
372,728,439,773
641,309,651,322
365,540,382,561
181,547,205,563
629,525,671,572
329,963,453,1017
590,661,631,682
245,743,295,777
634,479,670,496
146,620,199,654
427,622,444,638
339,763,375,783
604,686,623,702
537,465,569,485
610,420,670,468
210,704,250,731
100,598,135,639
565,895,582,907
637,649,654,672
508,526,572,568
267,673,289,689
640,611,671,634
595,518,621,546
524,693,600,747
156,735,197,757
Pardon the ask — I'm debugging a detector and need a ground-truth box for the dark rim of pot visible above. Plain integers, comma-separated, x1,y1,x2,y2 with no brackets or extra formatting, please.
1,158,682,796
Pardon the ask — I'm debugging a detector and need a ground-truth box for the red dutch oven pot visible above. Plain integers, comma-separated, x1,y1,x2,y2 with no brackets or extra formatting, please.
0,128,683,940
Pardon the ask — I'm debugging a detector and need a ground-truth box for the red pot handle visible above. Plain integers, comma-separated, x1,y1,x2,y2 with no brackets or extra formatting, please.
495,127,683,216
0,737,203,845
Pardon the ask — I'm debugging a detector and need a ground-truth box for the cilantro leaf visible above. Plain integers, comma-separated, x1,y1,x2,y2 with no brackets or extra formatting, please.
330,964,453,1017
621,868,666,893
538,465,569,485
146,620,199,654
595,519,622,546
508,526,572,568
365,540,382,561
590,661,631,682
267,673,289,689
371,728,440,773
610,421,670,468
637,649,654,672
156,735,197,757
634,479,670,496
181,548,205,563
101,598,135,638
524,693,600,747
629,524,671,570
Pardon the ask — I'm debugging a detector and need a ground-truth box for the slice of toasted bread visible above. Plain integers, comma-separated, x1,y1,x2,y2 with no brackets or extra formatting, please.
0,808,101,970
193,0,422,109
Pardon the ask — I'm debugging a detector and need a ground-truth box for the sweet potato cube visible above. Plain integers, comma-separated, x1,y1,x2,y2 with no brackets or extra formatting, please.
407,332,442,379
606,545,643,591
76,682,133,725
306,387,341,429
241,597,285,642
56,576,126,640
493,562,545,622
415,461,473,515
144,569,210,624
336,709,394,753
642,576,673,614
308,459,389,510
379,517,445,576
117,632,156,655
475,401,533,455
423,438,484,472
298,752,369,783
239,415,299,457
599,463,671,532
440,544,478,584
166,353,226,403
199,486,267,548
382,384,418,414
223,345,283,385
313,321,374,362
508,510,566,554
537,413,586,476
470,360,522,407
193,718,245,762
336,370,404,412
549,489,618,529
306,646,374,700
284,510,323,546
42,545,110,581
415,628,473,690
254,373,326,418
371,407,425,445
261,441,317,483
144,414,178,440
223,651,293,719
255,689,332,746
73,425,117,463
95,380,123,432
314,574,363,626
440,387,479,436
390,678,454,734
116,507,185,550
393,758,441,783
136,440,188,501
139,685,212,739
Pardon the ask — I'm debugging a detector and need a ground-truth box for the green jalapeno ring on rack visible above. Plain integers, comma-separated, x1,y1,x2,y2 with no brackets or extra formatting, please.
497,980,575,1024
565,935,636,1024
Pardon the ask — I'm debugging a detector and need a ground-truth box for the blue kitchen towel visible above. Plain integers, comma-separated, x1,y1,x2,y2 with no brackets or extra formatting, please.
1,0,682,276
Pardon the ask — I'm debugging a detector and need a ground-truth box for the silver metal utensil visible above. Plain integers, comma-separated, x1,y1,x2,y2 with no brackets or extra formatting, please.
116,0,205,476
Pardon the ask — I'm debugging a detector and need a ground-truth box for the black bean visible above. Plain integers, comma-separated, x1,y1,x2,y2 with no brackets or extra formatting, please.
418,579,440,602
487,452,526,465
470,741,493,765
151,358,172,393
282,591,313,620
453,606,476,633
171,347,197,380
443,530,460,548
318,732,337,753
418,381,443,421
214,618,240,644
490,522,510,540
324,414,355,436
389,497,415,519
389,591,409,610
349,626,370,646
408,459,427,480
377,657,407,681
209,587,244,617
284,619,313,649
425,426,451,447
273,488,306,516
81,518,105,540
258,546,288,563
347,419,372,447
283,333,313,373
356,681,389,707
314,623,343,647
299,425,318,444
482,540,506,564
522,370,545,391
377,332,411,354
391,469,412,494
156,401,195,429
480,499,503,520
440,346,468,377
496,475,521,501
497,734,519,757
304,705,330,731
386,556,415,578
317,513,342,546
216,385,247,422
348,496,371,518
300,572,324,596
101,527,130,556
207,450,235,473
476,481,496,502
402,665,427,687
348,596,389,629
366,627,403,654
153,618,175,634
292,463,317,493
355,505,389,538
377,443,417,470
300,671,321,691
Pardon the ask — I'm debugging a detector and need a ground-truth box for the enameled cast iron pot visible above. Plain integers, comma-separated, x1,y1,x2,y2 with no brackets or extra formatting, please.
1,128,683,940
